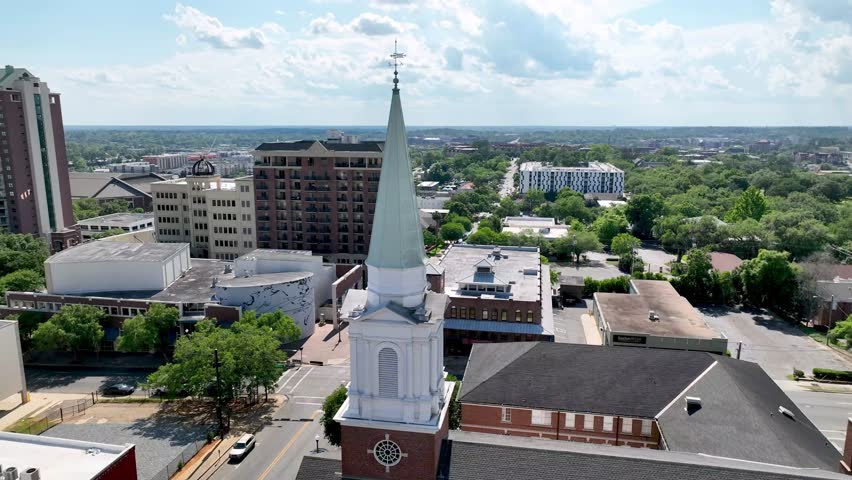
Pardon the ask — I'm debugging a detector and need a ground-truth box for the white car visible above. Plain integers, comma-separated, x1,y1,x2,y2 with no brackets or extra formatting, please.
229,434,256,461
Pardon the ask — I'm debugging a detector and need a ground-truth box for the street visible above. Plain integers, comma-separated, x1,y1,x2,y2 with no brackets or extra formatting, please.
25,367,151,397
786,389,852,452
206,363,349,480
499,157,518,198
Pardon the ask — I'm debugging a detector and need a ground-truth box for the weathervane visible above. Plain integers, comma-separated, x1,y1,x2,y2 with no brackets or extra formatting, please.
389,39,405,91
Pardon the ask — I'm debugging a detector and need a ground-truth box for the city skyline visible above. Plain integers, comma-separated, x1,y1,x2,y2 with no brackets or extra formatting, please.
2,0,852,126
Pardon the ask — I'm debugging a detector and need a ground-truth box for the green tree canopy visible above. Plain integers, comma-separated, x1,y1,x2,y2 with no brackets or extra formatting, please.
592,208,629,245
761,210,831,260
116,304,179,355
32,305,105,360
552,230,602,264
321,385,348,446
735,249,799,313
610,233,641,257
0,269,44,301
238,310,301,345
0,233,50,277
523,189,546,212
626,194,665,239
726,186,769,222
440,223,466,242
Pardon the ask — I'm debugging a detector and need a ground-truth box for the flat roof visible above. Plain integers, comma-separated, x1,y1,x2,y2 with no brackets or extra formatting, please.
47,242,187,264
0,432,132,480
438,244,541,302
503,216,557,228
238,249,316,261
521,161,623,173
76,212,155,226
217,271,312,288
594,280,719,339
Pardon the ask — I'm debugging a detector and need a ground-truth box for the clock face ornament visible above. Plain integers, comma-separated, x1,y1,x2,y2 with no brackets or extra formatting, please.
369,434,408,472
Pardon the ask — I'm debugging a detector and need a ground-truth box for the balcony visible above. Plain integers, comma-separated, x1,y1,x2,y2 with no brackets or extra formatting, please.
304,175,330,181
257,184,268,190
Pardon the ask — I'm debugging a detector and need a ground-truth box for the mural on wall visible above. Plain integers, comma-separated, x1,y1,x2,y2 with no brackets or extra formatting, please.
214,274,316,339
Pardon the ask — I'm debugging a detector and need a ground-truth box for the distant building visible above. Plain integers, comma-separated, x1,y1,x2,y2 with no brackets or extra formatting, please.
3,242,362,341
426,244,554,353
502,216,569,240
519,162,624,196
593,280,727,354
0,432,137,480
69,172,166,211
0,66,78,251
151,160,255,260
812,278,852,329
142,153,192,171
108,162,158,174
0,320,27,406
77,212,155,240
457,342,840,470
417,180,441,192
252,139,384,264
748,140,776,153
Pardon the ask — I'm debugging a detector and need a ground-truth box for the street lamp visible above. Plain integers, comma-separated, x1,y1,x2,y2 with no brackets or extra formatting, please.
315,435,321,453
299,347,304,365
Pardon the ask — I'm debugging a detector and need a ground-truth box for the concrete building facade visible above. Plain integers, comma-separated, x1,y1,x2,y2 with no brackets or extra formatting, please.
252,140,384,264
77,212,155,240
0,66,78,251
0,320,27,405
519,161,624,196
151,161,255,260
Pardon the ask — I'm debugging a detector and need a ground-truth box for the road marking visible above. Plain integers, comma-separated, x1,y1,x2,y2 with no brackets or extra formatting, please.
256,410,319,480
277,367,310,393
294,396,326,399
295,402,323,405
289,367,314,393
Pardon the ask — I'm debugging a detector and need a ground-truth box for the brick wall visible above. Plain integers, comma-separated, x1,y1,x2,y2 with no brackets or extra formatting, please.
97,445,138,480
461,403,660,449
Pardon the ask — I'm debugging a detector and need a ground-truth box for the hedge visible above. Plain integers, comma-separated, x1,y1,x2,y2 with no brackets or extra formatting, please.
583,273,669,297
812,368,852,382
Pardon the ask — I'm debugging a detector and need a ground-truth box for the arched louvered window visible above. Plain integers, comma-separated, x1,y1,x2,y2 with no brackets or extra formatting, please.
378,347,398,398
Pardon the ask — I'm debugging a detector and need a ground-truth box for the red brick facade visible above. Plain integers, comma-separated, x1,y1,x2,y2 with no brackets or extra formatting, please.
341,414,449,480
96,445,137,480
461,403,660,449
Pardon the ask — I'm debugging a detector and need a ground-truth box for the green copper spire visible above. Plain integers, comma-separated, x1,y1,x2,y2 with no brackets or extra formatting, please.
366,58,426,270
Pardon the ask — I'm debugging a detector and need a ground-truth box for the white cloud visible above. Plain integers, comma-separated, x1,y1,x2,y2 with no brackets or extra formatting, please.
165,3,275,49
175,33,187,46
310,12,414,36
274,10,286,16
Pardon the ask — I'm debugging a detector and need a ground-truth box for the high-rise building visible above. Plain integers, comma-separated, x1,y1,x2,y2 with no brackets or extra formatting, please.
251,139,384,264
151,160,256,260
519,161,625,196
0,66,78,251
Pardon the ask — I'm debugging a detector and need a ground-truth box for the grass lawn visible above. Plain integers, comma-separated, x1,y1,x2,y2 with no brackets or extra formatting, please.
800,325,829,345
6,415,56,435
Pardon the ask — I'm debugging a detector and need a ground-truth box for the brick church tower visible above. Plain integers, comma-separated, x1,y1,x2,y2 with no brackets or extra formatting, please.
334,46,453,480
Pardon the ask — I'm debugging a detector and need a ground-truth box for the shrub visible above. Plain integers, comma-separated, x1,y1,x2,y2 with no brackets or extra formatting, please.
206,431,215,443
583,276,632,296
812,368,852,382
792,368,804,380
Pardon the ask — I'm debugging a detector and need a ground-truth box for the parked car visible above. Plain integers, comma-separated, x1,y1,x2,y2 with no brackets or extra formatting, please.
102,383,135,396
151,386,189,398
229,434,256,461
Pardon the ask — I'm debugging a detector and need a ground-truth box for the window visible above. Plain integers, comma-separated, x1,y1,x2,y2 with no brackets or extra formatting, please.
468,307,475,319
531,410,550,426
641,419,652,436
450,306,457,317
565,413,575,429
377,347,398,398
501,310,507,321
527,311,534,323
583,414,594,431
460,308,467,319
622,418,633,434
515,310,521,322
501,407,511,423
603,416,614,432
482,309,489,320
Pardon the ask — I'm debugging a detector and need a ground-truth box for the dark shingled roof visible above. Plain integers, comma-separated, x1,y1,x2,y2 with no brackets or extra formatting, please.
659,356,840,471
254,140,384,152
459,342,715,417
293,431,847,480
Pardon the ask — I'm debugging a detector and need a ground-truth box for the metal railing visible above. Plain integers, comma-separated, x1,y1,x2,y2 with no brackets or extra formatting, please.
149,429,215,480
12,394,98,435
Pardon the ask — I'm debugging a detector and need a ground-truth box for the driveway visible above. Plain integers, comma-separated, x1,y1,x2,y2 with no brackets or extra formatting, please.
636,247,675,274
551,252,622,281
553,301,589,344
700,306,852,379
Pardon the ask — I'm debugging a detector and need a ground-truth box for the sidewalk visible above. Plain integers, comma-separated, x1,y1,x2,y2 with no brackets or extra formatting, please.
173,434,240,480
0,391,88,431
580,314,602,346
286,323,350,366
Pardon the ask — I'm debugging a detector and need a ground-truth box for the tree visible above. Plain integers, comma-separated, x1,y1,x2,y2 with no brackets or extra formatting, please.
99,200,132,216
676,248,715,303
72,198,102,221
720,219,767,259
591,208,628,245
446,213,473,232
726,186,769,222
626,194,665,239
423,229,439,247
321,385,347,446
440,223,465,242
0,233,50,277
736,249,799,314
828,315,852,346
238,310,301,345
552,231,602,264
610,233,641,257
32,305,105,360
761,210,830,260
116,304,179,356
0,269,44,301
494,197,521,218
523,189,546,212
653,216,692,262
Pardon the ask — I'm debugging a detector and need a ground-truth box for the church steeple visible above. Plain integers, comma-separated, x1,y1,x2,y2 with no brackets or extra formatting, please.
365,43,427,308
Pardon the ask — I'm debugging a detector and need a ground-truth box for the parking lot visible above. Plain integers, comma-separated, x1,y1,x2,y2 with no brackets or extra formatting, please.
553,301,589,344
551,252,622,281
700,306,852,379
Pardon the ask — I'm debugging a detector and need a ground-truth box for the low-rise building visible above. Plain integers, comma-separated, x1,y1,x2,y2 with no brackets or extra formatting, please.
69,172,166,211
427,244,553,353
709,251,743,273
77,213,155,240
593,280,727,354
3,242,363,342
502,217,569,240
519,161,624,195
0,432,137,480
458,342,840,471
813,277,852,329
108,162,158,174
0,320,27,406
142,153,192,171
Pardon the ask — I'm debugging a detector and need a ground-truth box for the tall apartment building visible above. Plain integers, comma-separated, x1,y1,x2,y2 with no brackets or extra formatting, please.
0,66,78,251
151,160,255,260
252,140,383,263
142,153,191,171
519,161,625,196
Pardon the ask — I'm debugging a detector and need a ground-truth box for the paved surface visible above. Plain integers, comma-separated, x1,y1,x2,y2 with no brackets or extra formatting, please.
700,306,852,380
785,389,852,452
499,157,517,198
47,419,211,480
551,253,622,281
207,363,350,480
636,248,675,274
284,323,350,366
553,302,589,344
25,367,151,396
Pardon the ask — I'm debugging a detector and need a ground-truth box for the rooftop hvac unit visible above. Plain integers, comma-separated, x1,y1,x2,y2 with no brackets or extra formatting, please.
20,468,39,480
4,466,18,480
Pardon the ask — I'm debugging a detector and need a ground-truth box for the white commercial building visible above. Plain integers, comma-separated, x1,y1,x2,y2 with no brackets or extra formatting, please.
502,216,570,240
77,212,155,240
519,161,624,195
0,321,27,405
151,160,255,260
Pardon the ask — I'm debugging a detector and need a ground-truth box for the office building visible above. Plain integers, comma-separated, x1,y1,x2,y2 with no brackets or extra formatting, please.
252,139,384,264
519,161,624,196
0,66,78,251
142,153,192,171
77,212,155,240
151,160,255,260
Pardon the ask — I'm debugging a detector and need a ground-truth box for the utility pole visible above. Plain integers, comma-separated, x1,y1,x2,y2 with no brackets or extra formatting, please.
214,349,224,436
735,341,742,359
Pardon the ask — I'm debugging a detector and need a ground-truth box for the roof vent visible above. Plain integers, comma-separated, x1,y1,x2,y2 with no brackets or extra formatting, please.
4,467,18,480
492,247,501,259
778,406,796,420
648,310,660,321
20,468,40,480
86,448,102,456
685,397,701,407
